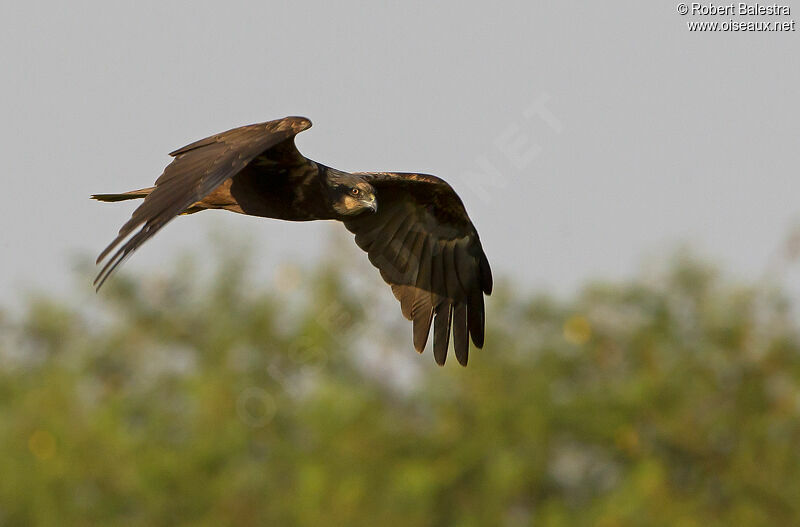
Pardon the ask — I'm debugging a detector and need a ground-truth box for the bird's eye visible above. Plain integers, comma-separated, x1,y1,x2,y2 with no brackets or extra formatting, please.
350,188,360,196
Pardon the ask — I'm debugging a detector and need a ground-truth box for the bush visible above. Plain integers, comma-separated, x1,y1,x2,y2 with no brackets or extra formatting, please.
1,249,798,526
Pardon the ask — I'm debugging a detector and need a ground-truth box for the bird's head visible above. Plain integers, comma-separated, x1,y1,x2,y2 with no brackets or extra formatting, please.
328,172,377,216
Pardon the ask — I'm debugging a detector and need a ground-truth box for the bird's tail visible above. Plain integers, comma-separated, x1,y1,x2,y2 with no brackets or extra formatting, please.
91,187,155,202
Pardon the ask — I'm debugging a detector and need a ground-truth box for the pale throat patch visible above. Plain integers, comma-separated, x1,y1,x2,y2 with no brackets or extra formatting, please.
342,195,362,211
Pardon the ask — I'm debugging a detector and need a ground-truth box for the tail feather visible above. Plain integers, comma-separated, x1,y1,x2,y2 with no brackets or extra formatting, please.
91,187,154,202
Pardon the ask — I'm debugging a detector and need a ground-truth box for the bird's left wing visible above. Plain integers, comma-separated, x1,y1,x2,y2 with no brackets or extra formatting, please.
343,172,492,366
94,116,312,289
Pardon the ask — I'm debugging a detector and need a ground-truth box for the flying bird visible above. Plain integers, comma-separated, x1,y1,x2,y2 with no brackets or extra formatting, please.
93,116,492,366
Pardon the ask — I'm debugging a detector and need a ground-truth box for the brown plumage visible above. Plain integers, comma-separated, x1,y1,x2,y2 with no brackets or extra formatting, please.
93,116,492,366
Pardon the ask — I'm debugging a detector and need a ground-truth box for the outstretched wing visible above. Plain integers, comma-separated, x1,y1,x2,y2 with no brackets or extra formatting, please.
94,116,312,289
343,172,492,366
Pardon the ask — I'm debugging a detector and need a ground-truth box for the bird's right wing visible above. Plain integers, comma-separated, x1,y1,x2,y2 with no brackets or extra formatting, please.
343,172,492,366
94,116,312,289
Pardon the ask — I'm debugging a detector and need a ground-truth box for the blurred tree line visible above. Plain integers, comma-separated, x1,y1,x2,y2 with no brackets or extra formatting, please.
0,243,799,526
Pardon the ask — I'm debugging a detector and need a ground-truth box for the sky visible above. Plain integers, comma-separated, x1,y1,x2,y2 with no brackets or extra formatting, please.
2,1,799,303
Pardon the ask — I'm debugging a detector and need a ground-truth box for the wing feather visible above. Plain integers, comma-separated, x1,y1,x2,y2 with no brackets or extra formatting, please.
453,304,469,366
468,292,485,348
411,236,435,352
366,205,410,267
412,290,434,353
441,241,463,301
433,301,452,366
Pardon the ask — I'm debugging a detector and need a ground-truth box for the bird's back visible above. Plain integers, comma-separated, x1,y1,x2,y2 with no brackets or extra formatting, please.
197,159,336,222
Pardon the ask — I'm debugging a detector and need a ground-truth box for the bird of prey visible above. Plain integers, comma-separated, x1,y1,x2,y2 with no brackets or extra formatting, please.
93,116,492,366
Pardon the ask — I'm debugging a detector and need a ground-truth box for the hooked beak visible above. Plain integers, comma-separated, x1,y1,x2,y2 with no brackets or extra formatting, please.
364,197,377,213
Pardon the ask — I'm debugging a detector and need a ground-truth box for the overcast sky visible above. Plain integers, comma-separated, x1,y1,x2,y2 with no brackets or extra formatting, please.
2,1,799,303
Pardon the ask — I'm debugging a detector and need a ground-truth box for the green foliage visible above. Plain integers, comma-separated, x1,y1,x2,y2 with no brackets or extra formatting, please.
1,249,799,526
